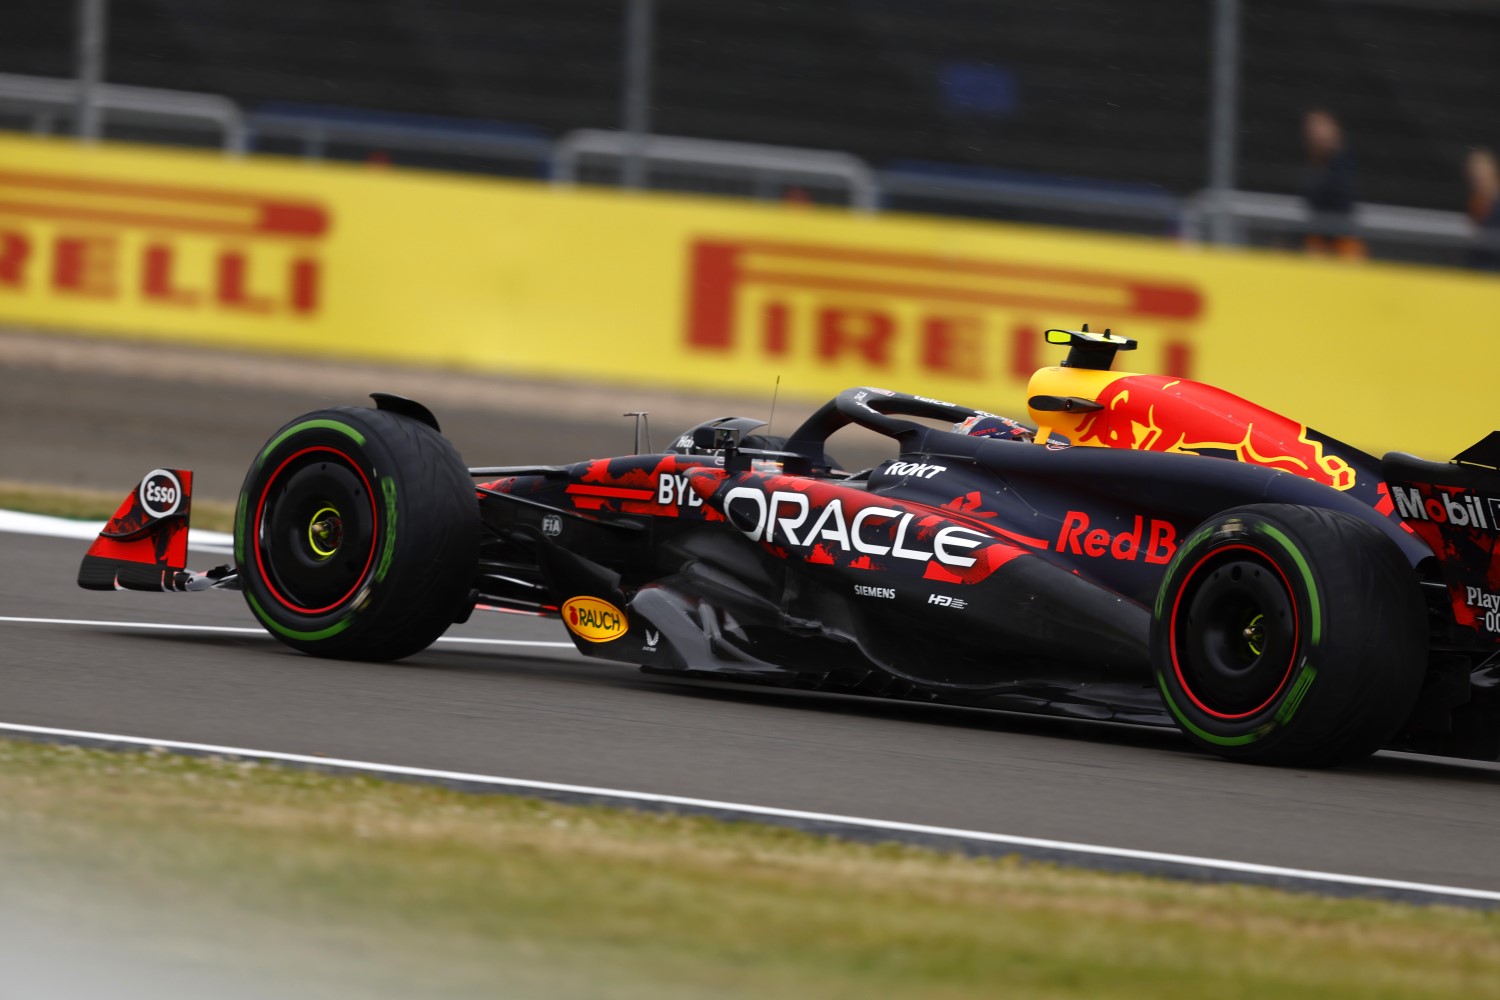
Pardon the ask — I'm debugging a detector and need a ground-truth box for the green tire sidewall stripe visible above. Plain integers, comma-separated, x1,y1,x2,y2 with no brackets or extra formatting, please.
239,416,381,645
233,491,248,566
246,591,353,642
240,416,369,573
1155,674,1261,747
375,476,398,583
254,418,367,471
1252,522,1322,648
1275,663,1319,725
1155,512,1327,743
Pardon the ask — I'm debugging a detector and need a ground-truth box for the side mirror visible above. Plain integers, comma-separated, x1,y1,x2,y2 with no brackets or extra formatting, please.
692,426,742,452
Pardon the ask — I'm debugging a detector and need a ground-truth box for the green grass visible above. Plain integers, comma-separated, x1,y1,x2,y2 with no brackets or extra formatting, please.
0,479,236,532
1,738,1496,999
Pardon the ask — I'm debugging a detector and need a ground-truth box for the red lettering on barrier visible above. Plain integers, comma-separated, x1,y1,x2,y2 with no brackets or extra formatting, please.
921,315,983,377
1163,340,1192,378
1009,324,1038,380
684,238,1204,382
0,169,329,318
289,258,320,315
817,306,893,366
142,244,199,306
0,231,28,286
763,300,790,356
52,234,117,298
217,250,273,313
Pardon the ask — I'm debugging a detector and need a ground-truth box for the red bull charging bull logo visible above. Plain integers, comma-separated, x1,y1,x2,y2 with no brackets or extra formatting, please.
1071,375,1357,491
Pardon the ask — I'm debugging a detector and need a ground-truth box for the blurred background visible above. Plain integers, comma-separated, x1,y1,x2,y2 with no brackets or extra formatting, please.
0,0,1497,471
4,0,1498,260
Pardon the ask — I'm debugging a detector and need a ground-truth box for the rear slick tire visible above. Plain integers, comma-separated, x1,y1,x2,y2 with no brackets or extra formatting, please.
1150,503,1425,767
234,405,479,661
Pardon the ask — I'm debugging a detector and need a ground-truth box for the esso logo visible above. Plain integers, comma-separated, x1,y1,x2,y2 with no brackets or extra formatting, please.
139,469,183,519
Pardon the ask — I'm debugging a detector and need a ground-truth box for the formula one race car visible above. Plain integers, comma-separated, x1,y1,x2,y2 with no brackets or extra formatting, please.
79,328,1500,766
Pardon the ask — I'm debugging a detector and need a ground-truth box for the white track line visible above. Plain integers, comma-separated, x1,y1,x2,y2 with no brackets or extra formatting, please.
0,720,1495,905
0,616,261,634
5,610,1496,903
441,635,575,649
0,616,575,648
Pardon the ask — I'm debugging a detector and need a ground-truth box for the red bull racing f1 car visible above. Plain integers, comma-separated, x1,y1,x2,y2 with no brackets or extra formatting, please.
80,329,1500,766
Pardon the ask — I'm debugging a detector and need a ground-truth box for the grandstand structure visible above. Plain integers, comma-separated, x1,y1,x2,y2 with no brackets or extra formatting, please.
2,0,1495,266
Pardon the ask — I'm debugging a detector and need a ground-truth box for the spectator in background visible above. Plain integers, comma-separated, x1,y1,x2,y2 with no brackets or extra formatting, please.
1301,109,1366,259
1465,148,1500,271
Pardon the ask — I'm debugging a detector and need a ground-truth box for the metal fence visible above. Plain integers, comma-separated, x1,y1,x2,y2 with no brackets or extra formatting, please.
1182,190,1494,267
6,0,1493,271
0,71,246,152
553,129,880,211
249,106,554,179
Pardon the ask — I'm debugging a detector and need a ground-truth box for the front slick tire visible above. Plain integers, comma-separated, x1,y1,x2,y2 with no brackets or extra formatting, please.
235,406,478,661
1151,504,1425,767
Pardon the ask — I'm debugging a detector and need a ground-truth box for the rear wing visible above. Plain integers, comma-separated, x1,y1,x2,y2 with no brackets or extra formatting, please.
1383,433,1500,646
77,469,237,593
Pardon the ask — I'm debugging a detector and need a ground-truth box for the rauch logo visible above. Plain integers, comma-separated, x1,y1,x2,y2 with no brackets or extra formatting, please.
562,595,628,643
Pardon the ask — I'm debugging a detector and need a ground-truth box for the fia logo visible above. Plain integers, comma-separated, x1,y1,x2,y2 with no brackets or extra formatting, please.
643,629,661,651
541,514,563,537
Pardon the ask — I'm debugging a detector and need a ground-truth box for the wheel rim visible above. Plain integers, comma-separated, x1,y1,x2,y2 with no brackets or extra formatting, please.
254,446,379,614
1169,544,1300,720
306,506,343,559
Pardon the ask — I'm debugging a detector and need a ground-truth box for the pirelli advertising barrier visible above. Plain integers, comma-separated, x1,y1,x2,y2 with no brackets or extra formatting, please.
1,133,1496,458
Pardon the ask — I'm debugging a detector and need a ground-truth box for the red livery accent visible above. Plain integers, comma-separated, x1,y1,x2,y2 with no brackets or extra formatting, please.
922,540,1026,584
1056,510,1177,565
566,484,657,500
1073,375,1357,492
78,468,193,591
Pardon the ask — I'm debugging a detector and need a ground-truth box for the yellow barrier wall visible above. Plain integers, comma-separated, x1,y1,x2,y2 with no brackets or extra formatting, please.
1,134,1496,458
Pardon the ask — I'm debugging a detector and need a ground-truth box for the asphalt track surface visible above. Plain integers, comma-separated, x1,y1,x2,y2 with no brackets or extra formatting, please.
3,333,1499,902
